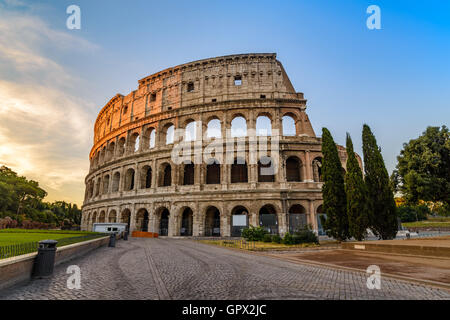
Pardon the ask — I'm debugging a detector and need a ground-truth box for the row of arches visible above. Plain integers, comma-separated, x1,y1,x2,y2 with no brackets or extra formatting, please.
86,156,323,198
83,204,325,236
91,113,302,169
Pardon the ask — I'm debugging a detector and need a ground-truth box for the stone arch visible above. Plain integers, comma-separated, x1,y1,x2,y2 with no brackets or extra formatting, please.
91,211,98,225
258,204,278,234
312,157,323,182
230,115,247,137
159,162,172,187
130,133,140,153
143,127,156,150
140,165,152,189
112,171,120,192
95,177,101,196
135,208,149,232
206,158,220,184
258,156,275,182
182,160,195,185
288,204,307,233
184,119,197,142
206,118,221,139
98,210,106,223
117,137,126,157
230,205,249,237
204,206,221,237
108,209,117,223
286,156,302,182
180,207,193,236
282,113,297,136
124,168,135,191
102,174,110,194
107,141,115,161
231,157,248,183
120,208,131,231
163,123,175,145
256,115,272,136
155,207,170,236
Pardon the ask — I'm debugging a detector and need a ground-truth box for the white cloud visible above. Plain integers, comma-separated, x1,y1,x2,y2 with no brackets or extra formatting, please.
0,7,99,205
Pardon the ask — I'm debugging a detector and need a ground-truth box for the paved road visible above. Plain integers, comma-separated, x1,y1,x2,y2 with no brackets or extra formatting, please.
1,238,449,300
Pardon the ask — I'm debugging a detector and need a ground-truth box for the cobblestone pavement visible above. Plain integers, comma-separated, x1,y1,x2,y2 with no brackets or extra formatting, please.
1,238,449,300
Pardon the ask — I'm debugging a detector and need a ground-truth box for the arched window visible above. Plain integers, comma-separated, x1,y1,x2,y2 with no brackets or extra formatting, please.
140,166,152,189
206,158,220,184
289,204,307,233
185,121,196,142
160,163,172,187
149,129,156,148
258,156,275,182
256,115,272,136
117,137,126,156
282,115,296,136
107,142,115,161
134,135,140,152
112,172,120,192
166,125,174,145
286,156,302,182
183,161,195,185
207,119,221,139
231,157,248,183
231,116,247,137
103,175,110,194
124,168,135,191
313,157,323,182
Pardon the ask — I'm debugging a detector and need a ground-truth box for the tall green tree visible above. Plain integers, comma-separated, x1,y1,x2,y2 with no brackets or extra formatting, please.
392,126,449,206
345,133,369,241
320,128,349,241
362,125,397,239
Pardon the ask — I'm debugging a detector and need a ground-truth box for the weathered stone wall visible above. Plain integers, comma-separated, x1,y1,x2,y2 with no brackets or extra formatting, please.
82,53,358,237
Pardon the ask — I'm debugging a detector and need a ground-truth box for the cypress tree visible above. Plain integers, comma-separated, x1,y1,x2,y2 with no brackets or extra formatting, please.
345,133,369,241
320,128,349,241
362,124,398,239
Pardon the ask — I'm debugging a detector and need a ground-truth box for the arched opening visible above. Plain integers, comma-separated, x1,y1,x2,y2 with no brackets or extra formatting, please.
317,205,326,235
180,208,193,236
100,147,106,164
88,180,94,198
231,116,247,137
230,206,249,237
165,124,175,145
207,119,221,139
231,157,248,183
149,129,156,148
133,134,140,153
206,158,220,184
107,142,115,161
288,204,307,233
258,156,275,182
91,212,97,225
286,156,302,182
95,178,101,196
205,206,220,236
182,161,195,185
98,211,106,223
125,168,135,191
159,208,170,236
256,115,272,136
102,175,110,194
112,172,120,192
159,163,172,187
185,121,197,142
313,157,323,182
108,210,117,223
282,115,296,136
143,127,156,150
121,209,131,231
259,205,278,235
117,137,126,157
136,209,149,232
140,165,152,189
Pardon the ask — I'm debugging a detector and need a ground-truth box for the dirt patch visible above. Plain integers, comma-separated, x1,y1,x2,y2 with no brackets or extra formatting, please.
271,250,450,285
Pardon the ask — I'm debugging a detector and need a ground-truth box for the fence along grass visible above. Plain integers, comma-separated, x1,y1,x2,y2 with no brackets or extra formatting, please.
0,233,108,260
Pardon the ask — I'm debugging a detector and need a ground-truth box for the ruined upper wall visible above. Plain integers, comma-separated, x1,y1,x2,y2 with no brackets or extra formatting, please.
93,53,305,144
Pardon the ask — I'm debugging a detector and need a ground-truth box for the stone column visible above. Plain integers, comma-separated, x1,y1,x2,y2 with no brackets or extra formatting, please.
129,207,137,233
309,200,318,231
305,151,313,182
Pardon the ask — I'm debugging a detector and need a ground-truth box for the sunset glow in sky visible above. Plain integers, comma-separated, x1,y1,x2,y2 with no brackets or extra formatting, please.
0,0,449,206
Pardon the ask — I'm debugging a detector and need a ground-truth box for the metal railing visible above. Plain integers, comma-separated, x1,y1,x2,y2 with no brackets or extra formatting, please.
0,233,108,260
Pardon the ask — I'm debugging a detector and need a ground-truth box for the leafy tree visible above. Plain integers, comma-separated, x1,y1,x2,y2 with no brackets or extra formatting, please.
392,126,450,206
345,133,369,240
362,125,397,239
320,128,349,241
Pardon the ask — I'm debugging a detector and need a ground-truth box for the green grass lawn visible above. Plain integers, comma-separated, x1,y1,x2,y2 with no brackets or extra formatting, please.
402,217,450,228
0,229,103,245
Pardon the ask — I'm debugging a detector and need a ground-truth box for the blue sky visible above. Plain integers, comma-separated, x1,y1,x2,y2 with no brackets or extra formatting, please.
0,0,449,205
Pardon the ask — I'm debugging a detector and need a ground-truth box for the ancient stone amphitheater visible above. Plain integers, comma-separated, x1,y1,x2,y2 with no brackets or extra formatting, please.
81,53,352,237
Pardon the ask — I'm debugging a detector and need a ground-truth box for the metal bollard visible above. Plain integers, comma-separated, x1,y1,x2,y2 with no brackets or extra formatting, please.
123,231,128,241
109,233,116,247
33,240,58,278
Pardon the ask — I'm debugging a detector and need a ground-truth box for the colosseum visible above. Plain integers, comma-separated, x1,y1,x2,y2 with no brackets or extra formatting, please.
81,53,353,237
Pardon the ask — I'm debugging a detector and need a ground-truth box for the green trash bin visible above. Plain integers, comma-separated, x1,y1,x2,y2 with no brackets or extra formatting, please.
33,240,58,278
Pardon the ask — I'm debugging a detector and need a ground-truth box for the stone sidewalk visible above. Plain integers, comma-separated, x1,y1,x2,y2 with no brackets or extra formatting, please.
0,238,449,300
